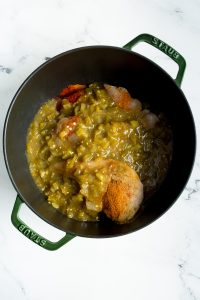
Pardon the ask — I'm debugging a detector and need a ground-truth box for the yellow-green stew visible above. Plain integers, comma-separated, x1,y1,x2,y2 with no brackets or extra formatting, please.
26,83,172,223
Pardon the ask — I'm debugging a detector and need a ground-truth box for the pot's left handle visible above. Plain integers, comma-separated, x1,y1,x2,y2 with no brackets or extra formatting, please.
11,196,76,251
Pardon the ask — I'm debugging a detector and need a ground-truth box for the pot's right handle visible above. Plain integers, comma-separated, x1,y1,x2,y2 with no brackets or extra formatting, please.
11,196,75,251
123,33,186,87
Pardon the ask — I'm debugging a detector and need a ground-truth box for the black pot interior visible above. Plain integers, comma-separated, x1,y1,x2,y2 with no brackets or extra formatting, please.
4,46,196,237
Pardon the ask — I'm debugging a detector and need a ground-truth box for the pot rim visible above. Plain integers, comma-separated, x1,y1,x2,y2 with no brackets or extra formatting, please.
3,44,197,238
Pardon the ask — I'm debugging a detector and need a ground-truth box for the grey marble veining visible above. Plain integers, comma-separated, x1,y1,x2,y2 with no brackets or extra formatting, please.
0,0,200,299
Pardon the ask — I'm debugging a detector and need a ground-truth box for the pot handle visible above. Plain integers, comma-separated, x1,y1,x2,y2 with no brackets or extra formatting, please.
123,33,186,87
11,195,75,250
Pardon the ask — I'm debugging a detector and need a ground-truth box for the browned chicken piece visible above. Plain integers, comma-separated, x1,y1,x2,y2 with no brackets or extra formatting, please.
56,116,80,140
102,160,143,224
140,109,159,129
104,84,142,113
79,159,143,223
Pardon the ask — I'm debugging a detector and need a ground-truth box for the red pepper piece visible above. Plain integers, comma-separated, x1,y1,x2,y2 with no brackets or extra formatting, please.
59,84,86,98
67,91,83,103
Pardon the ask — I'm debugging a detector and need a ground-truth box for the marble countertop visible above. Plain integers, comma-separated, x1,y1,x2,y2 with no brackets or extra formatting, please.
0,0,200,299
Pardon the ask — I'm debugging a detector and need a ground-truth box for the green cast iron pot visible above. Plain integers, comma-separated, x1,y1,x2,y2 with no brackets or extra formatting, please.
3,34,196,250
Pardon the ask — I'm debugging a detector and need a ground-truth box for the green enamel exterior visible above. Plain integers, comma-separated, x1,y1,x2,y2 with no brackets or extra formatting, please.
123,33,186,87
11,196,76,250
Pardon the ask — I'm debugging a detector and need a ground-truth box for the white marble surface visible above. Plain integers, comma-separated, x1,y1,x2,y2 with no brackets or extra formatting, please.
0,0,200,299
